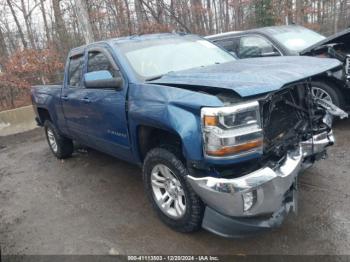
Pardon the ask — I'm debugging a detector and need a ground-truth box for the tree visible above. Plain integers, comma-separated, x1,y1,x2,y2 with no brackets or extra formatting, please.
6,0,27,48
40,0,51,43
75,0,95,43
52,0,70,52
18,0,40,48
2,0,350,110
254,0,276,27
0,26,8,61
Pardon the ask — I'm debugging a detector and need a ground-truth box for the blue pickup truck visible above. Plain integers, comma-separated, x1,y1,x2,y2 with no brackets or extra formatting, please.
31,33,347,237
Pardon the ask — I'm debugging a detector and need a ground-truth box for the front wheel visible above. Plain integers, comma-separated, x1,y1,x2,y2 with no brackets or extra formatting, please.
143,147,204,233
311,82,343,108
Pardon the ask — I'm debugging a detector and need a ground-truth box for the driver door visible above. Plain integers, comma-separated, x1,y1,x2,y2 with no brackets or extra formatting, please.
61,52,92,145
81,47,133,161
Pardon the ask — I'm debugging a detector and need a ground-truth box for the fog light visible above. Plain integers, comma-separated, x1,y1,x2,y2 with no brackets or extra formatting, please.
242,191,257,211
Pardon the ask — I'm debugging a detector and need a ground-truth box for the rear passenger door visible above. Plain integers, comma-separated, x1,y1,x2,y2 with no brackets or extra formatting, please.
81,47,133,161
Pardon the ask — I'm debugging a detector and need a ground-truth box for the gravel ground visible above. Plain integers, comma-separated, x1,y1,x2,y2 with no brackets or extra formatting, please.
0,120,350,255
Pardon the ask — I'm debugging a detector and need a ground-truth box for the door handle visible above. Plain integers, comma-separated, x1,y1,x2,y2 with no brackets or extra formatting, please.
81,97,91,104
62,95,69,101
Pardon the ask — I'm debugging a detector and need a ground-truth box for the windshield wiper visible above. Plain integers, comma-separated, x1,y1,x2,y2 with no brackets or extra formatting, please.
146,71,175,82
146,75,164,81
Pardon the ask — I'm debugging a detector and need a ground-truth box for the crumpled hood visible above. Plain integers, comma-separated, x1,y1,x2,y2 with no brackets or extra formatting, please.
300,28,350,55
150,56,342,97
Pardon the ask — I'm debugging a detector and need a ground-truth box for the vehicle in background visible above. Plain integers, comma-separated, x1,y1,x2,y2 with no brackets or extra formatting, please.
206,25,350,110
31,33,346,237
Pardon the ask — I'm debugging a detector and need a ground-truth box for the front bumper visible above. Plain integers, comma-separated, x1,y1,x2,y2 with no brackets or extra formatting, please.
187,131,334,236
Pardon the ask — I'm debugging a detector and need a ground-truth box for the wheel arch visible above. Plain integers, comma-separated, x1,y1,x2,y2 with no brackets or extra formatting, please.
137,125,184,162
37,107,52,125
311,74,345,93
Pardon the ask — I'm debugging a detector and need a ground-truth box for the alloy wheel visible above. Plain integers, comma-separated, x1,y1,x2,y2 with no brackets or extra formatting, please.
47,128,58,153
311,86,333,103
151,164,186,219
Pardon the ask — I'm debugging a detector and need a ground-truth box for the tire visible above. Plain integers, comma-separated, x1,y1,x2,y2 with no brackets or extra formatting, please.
143,147,204,233
44,120,73,159
311,81,344,108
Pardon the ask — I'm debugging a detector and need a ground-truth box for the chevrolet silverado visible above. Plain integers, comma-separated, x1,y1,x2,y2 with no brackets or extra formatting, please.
31,33,347,237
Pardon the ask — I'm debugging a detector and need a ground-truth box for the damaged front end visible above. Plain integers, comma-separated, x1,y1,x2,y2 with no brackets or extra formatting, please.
187,83,347,237
321,46,350,85
300,27,350,85
261,82,346,166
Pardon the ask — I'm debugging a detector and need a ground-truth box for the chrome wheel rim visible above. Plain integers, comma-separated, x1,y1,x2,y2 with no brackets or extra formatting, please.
151,164,186,219
311,87,333,103
47,128,58,153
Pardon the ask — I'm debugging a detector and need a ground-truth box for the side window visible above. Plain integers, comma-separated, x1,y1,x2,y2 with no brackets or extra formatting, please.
216,38,240,56
68,54,84,87
87,51,119,77
238,36,280,59
216,40,235,52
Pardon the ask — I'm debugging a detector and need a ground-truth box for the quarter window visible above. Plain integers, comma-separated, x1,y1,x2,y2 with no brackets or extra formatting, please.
68,54,84,87
87,51,119,77
238,36,280,59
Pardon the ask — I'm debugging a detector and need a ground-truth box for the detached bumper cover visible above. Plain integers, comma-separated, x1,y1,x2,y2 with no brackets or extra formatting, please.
187,131,334,236
202,202,293,238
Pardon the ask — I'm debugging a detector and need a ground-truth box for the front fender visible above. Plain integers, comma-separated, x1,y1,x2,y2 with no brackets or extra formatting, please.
128,83,224,162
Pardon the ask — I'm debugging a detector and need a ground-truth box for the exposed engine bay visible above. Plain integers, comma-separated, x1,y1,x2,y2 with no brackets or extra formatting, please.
308,43,350,81
206,83,348,179
300,27,350,83
262,82,348,158
262,83,329,158
324,44,349,80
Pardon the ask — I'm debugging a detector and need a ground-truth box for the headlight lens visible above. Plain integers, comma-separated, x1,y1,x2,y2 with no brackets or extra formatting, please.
201,101,263,158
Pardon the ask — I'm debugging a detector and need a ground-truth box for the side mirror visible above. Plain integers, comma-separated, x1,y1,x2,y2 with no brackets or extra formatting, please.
83,70,123,90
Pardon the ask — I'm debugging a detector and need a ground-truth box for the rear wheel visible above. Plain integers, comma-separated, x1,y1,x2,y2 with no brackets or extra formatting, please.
143,147,204,233
44,120,73,159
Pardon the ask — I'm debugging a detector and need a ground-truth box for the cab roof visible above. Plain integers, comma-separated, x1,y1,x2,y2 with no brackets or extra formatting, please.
206,25,305,40
69,32,192,56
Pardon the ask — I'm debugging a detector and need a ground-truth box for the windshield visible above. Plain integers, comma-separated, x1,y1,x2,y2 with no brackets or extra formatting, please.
115,35,235,80
267,26,326,52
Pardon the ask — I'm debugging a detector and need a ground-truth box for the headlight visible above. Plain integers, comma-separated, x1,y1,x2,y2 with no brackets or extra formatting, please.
201,101,263,158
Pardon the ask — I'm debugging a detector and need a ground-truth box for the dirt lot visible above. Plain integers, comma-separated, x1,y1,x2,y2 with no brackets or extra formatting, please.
1,121,350,255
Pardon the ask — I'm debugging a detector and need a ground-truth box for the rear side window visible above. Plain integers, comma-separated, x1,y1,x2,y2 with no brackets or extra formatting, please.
68,54,84,87
87,51,119,77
